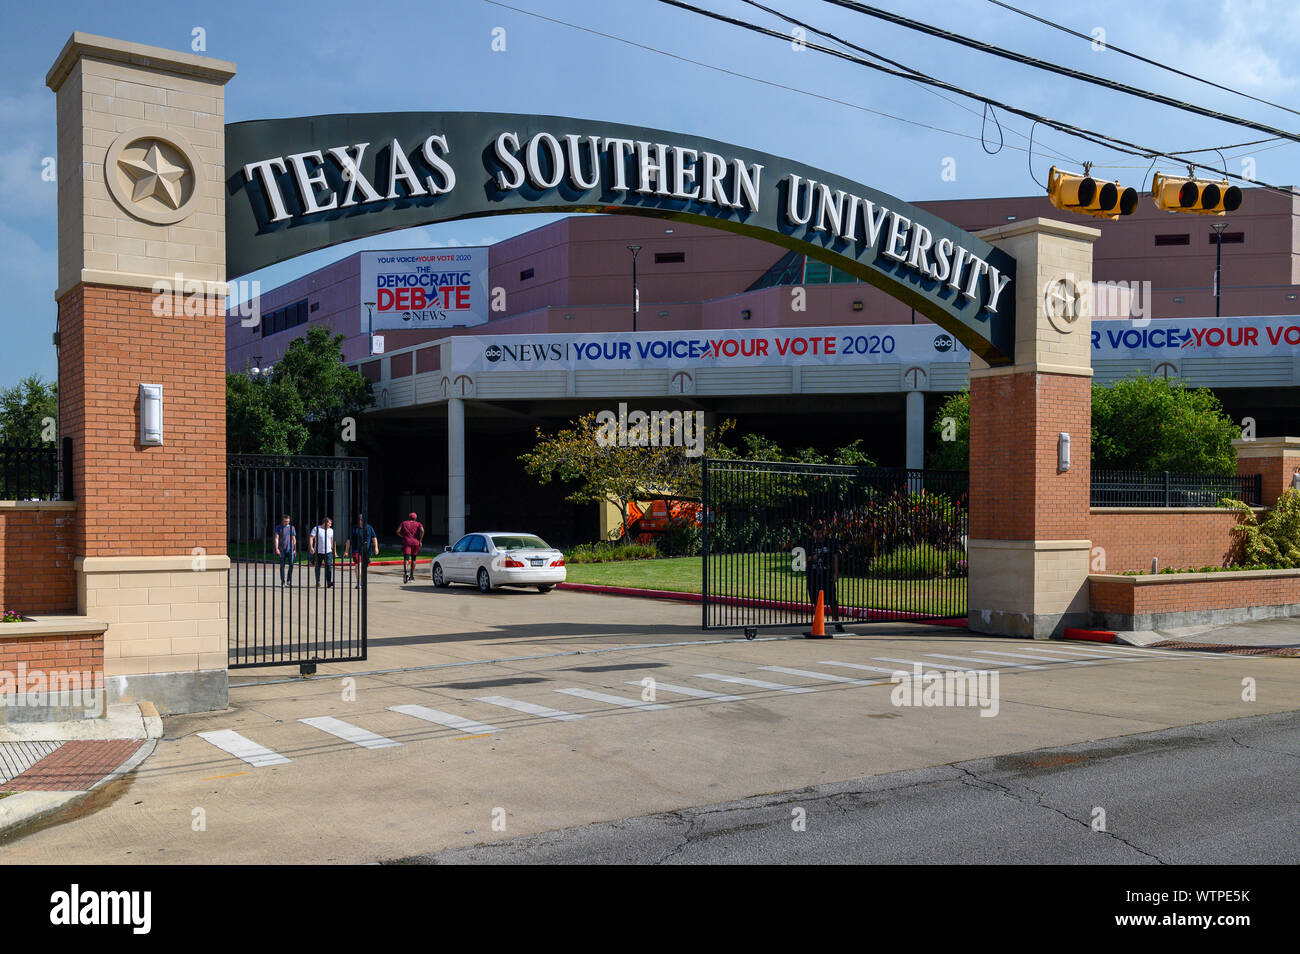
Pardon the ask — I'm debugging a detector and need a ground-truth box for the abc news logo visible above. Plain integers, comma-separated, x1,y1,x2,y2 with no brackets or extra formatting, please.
933,334,954,353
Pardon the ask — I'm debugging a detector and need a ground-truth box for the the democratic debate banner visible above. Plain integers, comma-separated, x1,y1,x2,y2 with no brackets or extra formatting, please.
1091,316,1300,357
361,247,489,330
449,325,970,374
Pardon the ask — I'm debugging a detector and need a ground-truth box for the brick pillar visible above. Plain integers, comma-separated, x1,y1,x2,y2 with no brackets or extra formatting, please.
1234,437,1300,507
47,34,236,713
967,218,1100,638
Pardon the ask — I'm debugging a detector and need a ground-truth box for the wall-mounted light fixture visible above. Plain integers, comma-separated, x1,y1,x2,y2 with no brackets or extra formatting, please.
1058,432,1071,472
139,383,163,446
740,309,752,321
852,301,864,312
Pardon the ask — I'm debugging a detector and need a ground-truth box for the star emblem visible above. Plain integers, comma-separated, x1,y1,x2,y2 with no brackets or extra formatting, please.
118,142,188,209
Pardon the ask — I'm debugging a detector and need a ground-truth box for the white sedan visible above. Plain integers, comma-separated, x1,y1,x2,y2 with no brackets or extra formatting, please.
431,532,567,593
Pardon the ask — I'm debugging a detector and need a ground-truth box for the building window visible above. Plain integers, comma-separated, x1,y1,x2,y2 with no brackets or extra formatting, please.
260,298,309,338
520,267,534,281
1154,234,1190,247
654,251,685,264
1207,232,1244,244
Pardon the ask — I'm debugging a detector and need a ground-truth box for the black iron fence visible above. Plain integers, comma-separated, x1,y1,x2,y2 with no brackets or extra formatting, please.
228,454,368,669
0,438,71,501
1090,470,1261,508
702,459,969,631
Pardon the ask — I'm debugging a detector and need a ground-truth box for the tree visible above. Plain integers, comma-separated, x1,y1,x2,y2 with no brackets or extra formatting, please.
925,377,1240,474
926,390,969,470
718,433,875,467
1091,376,1238,475
0,374,57,446
521,412,735,542
226,327,374,456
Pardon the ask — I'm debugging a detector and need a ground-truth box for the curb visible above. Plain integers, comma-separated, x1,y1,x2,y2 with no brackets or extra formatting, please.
1063,628,1119,643
556,582,968,628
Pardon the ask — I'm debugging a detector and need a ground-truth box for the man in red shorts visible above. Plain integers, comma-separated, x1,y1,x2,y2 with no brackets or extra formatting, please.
397,511,425,583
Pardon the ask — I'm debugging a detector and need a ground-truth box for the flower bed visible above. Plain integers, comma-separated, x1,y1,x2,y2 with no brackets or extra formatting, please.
1090,567,1300,630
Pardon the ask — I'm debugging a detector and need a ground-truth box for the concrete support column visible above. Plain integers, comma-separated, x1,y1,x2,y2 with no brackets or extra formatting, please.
905,390,925,470
967,218,1100,639
447,397,466,543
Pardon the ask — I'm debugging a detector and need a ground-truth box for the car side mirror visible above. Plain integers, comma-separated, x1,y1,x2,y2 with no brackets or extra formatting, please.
443,545,452,552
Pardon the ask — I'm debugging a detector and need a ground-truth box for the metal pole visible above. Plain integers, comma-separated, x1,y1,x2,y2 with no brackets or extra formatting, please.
627,245,641,333
1211,224,1227,318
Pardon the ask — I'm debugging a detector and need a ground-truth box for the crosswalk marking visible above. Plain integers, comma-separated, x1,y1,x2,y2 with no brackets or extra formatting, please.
388,704,500,735
627,681,746,702
476,695,586,722
554,687,670,711
1018,646,1140,659
925,653,1049,670
972,650,1101,666
1051,644,1215,660
300,716,402,750
758,665,880,686
197,729,290,767
872,656,998,674
696,673,815,693
819,660,925,676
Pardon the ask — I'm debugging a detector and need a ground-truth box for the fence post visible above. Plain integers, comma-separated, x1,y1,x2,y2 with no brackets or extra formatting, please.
701,458,710,630
1252,473,1262,506
1163,470,1171,508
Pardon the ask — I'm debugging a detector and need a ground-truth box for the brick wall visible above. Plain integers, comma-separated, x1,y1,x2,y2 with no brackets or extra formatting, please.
0,630,103,678
1089,509,1243,574
970,371,1091,541
1091,571,1300,618
0,506,77,614
57,284,226,557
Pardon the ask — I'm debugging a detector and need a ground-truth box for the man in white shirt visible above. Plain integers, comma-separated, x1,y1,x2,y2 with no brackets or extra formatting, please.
309,516,336,588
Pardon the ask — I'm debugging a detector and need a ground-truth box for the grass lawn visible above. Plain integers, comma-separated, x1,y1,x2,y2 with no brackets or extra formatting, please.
565,554,966,617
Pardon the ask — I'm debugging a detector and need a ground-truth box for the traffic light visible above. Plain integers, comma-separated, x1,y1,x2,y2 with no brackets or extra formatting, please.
1047,166,1138,219
1151,173,1242,214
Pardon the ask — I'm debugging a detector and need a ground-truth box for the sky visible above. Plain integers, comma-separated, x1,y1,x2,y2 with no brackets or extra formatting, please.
2,0,1297,386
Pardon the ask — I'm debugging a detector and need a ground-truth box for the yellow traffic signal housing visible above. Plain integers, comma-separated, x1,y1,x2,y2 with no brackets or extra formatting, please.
1151,173,1242,214
1048,166,1138,219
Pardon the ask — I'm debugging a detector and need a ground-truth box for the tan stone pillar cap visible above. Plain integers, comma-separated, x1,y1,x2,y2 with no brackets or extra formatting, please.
47,31,236,91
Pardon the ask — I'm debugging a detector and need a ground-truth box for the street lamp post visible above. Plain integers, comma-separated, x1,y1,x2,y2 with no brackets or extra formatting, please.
1211,222,1227,318
627,245,642,332
364,300,376,355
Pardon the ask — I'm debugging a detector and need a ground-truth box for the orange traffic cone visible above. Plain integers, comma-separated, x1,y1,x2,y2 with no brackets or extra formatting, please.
805,590,831,638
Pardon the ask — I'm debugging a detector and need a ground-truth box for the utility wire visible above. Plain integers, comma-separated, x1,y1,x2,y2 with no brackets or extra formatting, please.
814,0,1300,145
987,0,1300,121
654,0,1300,198
478,0,1077,164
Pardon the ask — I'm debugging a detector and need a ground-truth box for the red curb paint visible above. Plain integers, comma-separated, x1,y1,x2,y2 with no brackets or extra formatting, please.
1063,628,1118,643
556,582,967,628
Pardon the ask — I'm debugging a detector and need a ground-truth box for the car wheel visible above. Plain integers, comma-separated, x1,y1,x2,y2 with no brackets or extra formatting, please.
477,567,492,593
536,584,554,593
433,563,448,588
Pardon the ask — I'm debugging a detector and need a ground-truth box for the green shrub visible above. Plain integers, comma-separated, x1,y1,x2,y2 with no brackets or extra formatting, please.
1225,488,1300,568
564,541,659,564
870,544,966,579
655,518,701,557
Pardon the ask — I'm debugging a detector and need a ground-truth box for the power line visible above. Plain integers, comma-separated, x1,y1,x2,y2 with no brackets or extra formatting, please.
654,0,1300,198
987,0,1300,121
478,0,1078,164
811,0,1300,146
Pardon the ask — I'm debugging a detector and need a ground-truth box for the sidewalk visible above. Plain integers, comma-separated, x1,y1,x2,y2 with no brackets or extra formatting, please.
0,703,162,838
1118,617,1300,656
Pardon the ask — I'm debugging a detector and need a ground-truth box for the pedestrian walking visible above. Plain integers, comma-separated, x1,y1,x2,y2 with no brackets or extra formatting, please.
310,516,336,588
274,514,297,586
396,511,425,583
345,513,379,589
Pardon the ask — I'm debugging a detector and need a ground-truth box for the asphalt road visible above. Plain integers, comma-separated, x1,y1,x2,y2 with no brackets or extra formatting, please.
397,709,1300,864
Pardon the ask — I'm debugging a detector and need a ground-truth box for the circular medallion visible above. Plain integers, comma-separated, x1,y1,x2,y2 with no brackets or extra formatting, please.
104,126,203,225
1043,275,1088,334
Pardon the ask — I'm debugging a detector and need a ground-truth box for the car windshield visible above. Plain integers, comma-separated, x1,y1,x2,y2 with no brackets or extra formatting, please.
491,535,549,550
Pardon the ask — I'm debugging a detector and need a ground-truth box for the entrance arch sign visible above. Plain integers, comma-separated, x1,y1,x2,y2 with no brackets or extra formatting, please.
226,112,1016,364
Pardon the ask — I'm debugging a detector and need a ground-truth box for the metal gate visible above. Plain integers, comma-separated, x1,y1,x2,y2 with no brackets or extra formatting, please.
701,459,968,631
228,454,368,669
